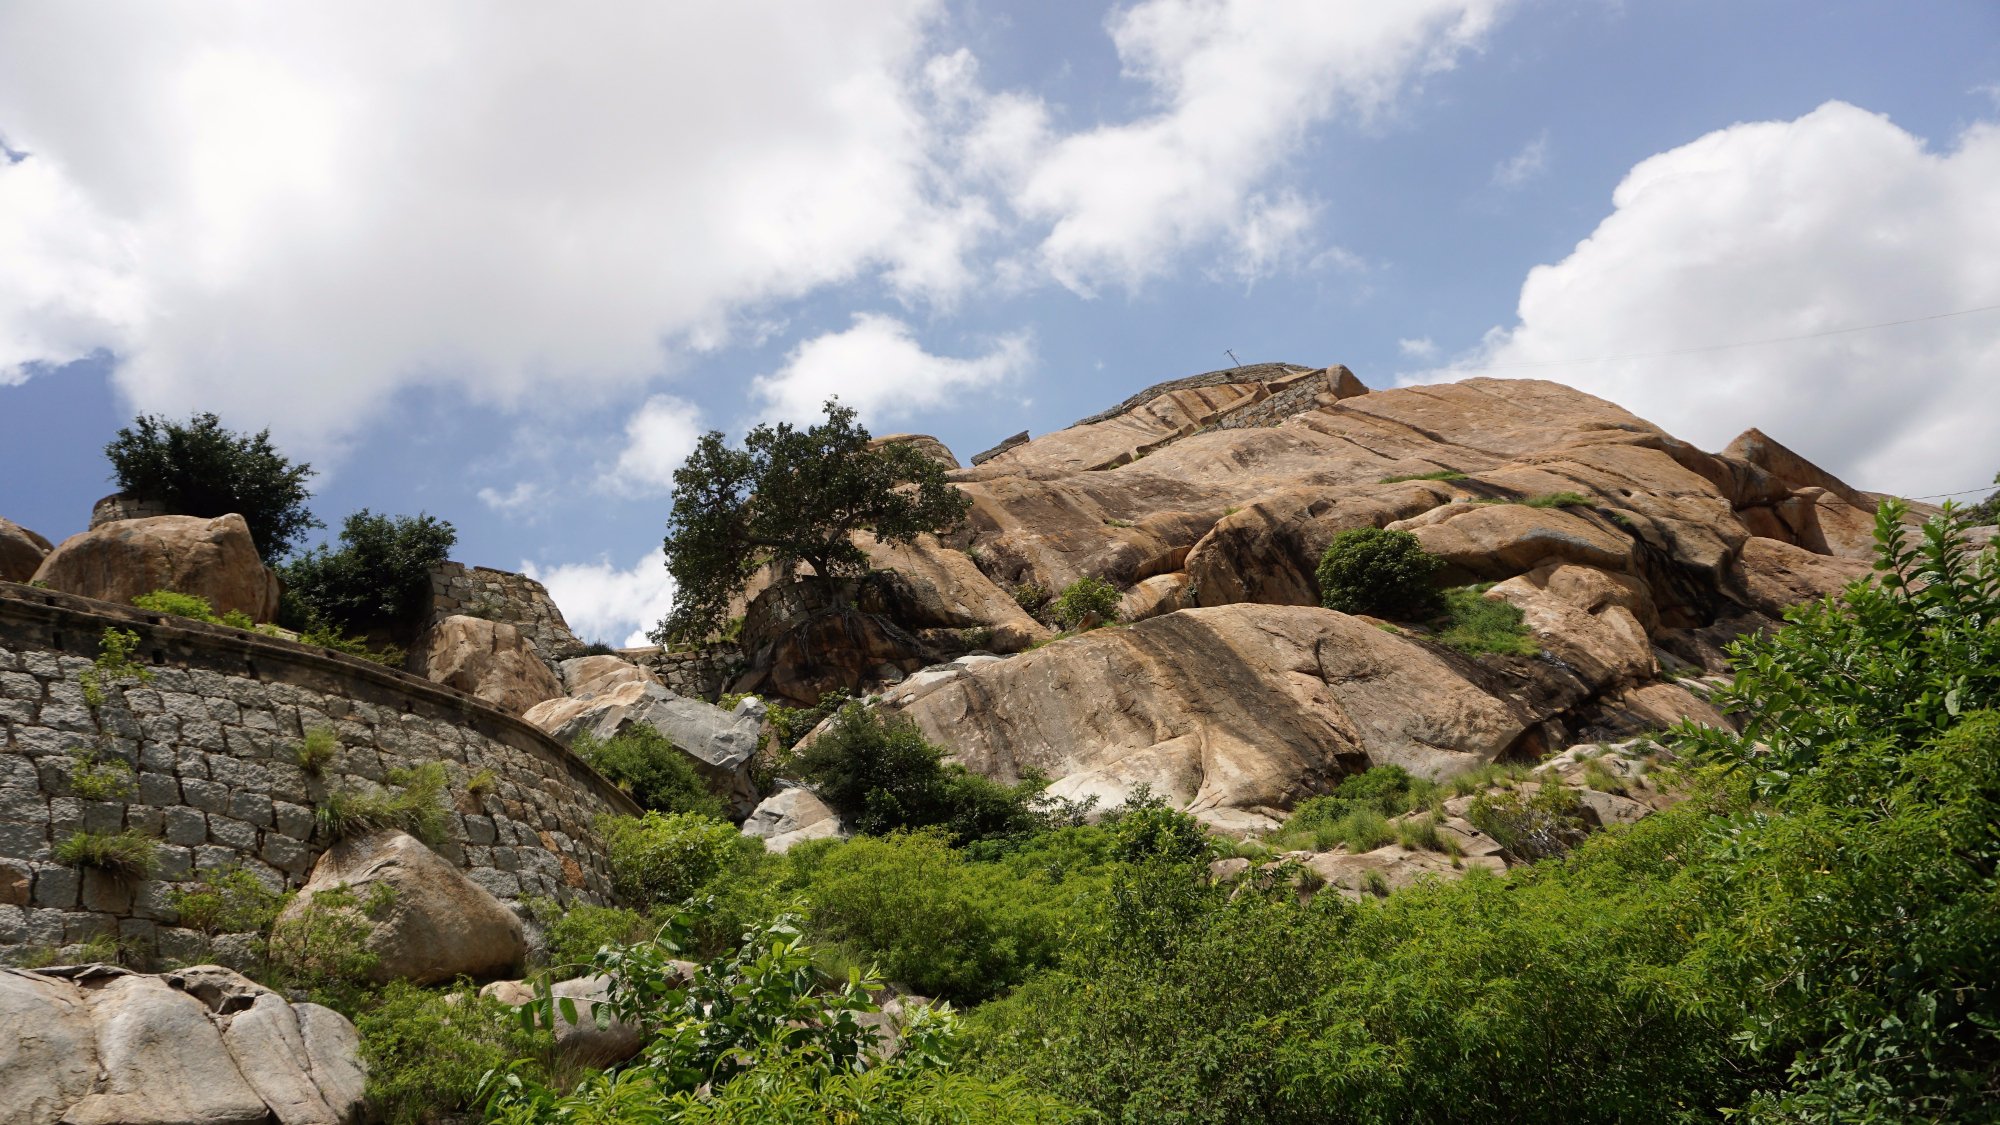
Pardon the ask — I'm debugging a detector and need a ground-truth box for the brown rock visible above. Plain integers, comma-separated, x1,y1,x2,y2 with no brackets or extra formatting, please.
1731,537,1871,619
1487,566,1656,689
0,516,53,583
891,603,1532,816
1722,427,1865,505
31,514,280,621
479,975,645,1067
858,532,1050,651
1119,572,1191,623
1403,503,1636,580
276,831,526,986
868,433,961,472
410,615,563,715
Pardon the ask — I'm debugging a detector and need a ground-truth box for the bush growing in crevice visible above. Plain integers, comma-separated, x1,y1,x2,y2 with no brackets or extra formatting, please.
131,589,258,630
791,702,1041,842
1048,575,1121,631
68,743,136,801
79,626,151,709
317,762,449,845
572,726,724,818
1434,584,1538,656
1316,527,1444,620
54,829,158,879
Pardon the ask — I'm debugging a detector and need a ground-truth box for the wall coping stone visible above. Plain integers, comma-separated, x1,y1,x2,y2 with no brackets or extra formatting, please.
0,581,639,819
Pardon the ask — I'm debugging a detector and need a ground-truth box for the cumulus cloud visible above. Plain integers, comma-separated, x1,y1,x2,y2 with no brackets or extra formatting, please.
525,550,676,649
750,313,1032,427
0,1,955,449
1491,130,1549,188
1409,101,2000,497
602,395,705,498
1398,336,1439,359
476,481,545,519
1004,0,1512,292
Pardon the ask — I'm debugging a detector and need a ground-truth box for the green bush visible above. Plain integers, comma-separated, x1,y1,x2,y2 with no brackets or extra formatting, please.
131,589,257,629
78,626,151,709
1465,779,1590,862
282,509,456,634
572,726,726,818
1379,469,1468,483
1435,585,1538,656
1049,575,1121,631
1522,491,1593,509
54,829,157,878
602,811,744,904
68,744,136,801
359,980,553,1125
105,412,320,562
296,620,405,668
292,726,338,774
317,762,449,845
791,703,1040,842
802,830,1073,1003
533,901,659,970
1315,527,1445,620
166,866,286,943
267,882,395,1007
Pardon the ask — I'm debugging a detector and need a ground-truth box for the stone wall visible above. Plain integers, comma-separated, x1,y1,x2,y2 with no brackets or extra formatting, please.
624,643,745,702
428,562,585,669
0,583,640,967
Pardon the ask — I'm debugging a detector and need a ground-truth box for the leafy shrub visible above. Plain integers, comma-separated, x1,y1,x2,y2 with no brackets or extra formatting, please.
68,743,136,801
791,703,1040,842
1379,469,1468,483
1270,765,1442,853
297,620,405,668
1522,491,1593,509
166,865,286,949
79,626,151,709
131,589,257,629
1049,575,1121,631
580,641,620,656
1315,527,1445,619
54,829,157,878
359,980,553,1125
292,726,338,774
317,762,449,845
267,882,395,1006
105,411,320,561
533,901,659,970
572,726,725,818
802,830,1072,1003
1466,780,1590,862
1106,788,1213,865
282,509,456,634
1011,581,1051,615
602,811,743,904
1435,585,1538,656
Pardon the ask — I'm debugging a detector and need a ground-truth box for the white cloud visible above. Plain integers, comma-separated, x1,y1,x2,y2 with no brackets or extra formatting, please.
751,313,1032,427
1003,0,1512,292
1491,130,1549,188
476,481,545,518
0,1,957,451
602,395,705,498
525,550,676,649
1409,101,2000,497
1398,336,1438,359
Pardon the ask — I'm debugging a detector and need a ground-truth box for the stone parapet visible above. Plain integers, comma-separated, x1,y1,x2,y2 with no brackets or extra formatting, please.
428,562,585,670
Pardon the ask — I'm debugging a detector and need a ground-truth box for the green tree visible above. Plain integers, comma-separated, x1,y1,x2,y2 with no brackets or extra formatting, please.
792,702,1040,842
1315,527,1445,619
282,509,456,633
653,399,971,643
104,412,320,561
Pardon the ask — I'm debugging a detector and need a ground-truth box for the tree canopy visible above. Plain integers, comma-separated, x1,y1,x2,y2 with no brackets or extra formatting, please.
104,412,320,561
653,399,970,643
281,509,457,633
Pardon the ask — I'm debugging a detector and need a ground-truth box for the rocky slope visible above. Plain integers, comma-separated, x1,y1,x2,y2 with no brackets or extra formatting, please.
739,364,1904,832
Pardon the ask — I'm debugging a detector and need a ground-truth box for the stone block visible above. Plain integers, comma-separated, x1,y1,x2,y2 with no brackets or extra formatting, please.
260,833,311,875
206,698,242,725
125,806,165,838
181,718,227,751
209,754,271,792
163,806,207,846
182,777,229,814
11,724,73,757
227,791,274,827
138,771,181,805
174,745,208,778
0,697,33,723
63,910,116,942
32,864,78,908
81,868,135,913
194,845,239,873
39,702,95,733
274,801,316,841
0,670,39,699
490,845,518,872
82,800,125,834
0,902,24,942
133,878,178,921
156,925,207,963
0,817,50,861
463,814,497,845
467,867,521,899
49,796,81,837
0,858,29,906
207,815,258,851
155,846,193,881
23,905,63,945
141,713,183,741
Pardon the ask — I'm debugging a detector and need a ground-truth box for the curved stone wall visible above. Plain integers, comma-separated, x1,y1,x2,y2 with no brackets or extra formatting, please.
0,583,640,967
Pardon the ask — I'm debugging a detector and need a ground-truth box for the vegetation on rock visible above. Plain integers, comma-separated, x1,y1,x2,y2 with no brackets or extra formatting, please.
105,411,321,561
132,588,258,629
651,399,970,643
1048,574,1121,631
791,702,1041,842
573,726,727,819
1315,527,1445,619
317,761,450,845
53,828,158,878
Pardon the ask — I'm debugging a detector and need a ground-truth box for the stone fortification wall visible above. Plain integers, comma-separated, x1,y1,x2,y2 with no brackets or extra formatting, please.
1202,367,1340,431
0,583,639,967
624,643,744,703
428,562,585,669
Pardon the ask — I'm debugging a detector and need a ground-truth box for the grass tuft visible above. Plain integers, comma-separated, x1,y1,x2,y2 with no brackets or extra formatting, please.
54,829,158,879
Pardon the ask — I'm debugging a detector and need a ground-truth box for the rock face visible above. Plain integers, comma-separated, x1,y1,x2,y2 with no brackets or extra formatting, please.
523,661,763,814
411,614,564,716
276,831,526,986
0,963,364,1125
31,514,281,621
741,787,848,853
0,516,53,583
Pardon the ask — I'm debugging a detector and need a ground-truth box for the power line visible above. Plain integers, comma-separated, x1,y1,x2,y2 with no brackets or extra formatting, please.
1908,483,1998,501
1461,301,2000,373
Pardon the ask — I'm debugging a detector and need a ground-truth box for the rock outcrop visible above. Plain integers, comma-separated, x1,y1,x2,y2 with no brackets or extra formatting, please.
740,787,847,853
31,514,281,621
276,831,526,985
0,963,364,1125
410,614,564,716
0,517,52,583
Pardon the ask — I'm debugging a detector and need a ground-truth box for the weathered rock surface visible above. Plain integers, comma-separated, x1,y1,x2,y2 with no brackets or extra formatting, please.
0,964,363,1125
741,787,848,853
277,831,526,986
1730,536,1872,618
411,614,564,716
31,514,281,621
0,516,53,583
869,433,961,472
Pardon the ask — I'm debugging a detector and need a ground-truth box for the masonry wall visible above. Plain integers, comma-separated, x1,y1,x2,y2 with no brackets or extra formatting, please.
428,562,586,670
0,584,639,967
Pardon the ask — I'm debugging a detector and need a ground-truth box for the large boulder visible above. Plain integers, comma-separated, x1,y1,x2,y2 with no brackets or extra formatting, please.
887,603,1542,815
0,516,53,583
857,533,1050,652
1730,536,1872,619
740,787,847,853
0,964,364,1125
410,615,564,716
31,513,281,621
276,831,526,986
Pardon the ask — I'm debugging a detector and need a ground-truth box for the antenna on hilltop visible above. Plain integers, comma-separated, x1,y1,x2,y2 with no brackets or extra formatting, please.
1224,349,1241,368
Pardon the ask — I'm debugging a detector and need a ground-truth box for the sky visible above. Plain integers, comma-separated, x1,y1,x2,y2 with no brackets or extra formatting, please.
2,1,1997,646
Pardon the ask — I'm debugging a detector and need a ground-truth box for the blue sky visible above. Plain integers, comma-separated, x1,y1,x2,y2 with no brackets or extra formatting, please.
3,1,1997,644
